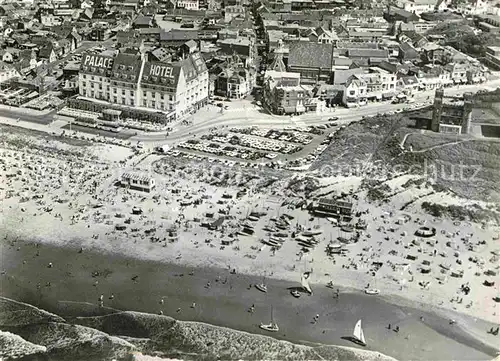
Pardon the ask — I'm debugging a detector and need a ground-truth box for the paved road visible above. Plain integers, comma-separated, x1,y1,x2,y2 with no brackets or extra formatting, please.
132,80,500,146
60,124,133,140
47,39,116,72
0,107,55,125
1,79,499,144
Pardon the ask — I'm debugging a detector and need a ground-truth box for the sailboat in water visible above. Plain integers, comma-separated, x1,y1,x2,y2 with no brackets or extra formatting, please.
301,272,313,295
255,275,268,293
300,257,313,295
352,319,366,346
260,306,279,332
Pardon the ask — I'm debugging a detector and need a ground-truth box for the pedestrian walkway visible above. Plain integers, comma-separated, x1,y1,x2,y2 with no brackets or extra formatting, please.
291,116,307,127
50,119,69,129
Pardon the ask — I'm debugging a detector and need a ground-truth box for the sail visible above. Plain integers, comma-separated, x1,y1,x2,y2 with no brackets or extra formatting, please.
301,273,313,294
359,326,366,344
353,320,365,344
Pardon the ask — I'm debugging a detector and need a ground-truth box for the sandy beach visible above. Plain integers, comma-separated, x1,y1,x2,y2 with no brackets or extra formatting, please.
1,124,500,360
0,240,497,361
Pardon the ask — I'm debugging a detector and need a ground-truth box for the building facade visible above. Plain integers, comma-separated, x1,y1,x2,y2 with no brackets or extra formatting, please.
78,51,209,120
263,70,315,115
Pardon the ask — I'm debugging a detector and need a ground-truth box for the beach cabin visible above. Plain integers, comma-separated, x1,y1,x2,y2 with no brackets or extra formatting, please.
314,198,354,220
121,172,155,192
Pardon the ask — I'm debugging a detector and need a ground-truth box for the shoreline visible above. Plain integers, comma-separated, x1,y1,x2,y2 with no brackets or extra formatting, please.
1,236,498,361
2,116,500,360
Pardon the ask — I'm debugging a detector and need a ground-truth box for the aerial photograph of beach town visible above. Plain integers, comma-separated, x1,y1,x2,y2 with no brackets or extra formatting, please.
1,0,500,360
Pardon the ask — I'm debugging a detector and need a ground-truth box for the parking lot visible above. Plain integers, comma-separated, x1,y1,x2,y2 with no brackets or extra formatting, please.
168,122,340,168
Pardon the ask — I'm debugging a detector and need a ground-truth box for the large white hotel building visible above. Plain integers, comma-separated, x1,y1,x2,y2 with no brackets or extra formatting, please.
78,51,209,120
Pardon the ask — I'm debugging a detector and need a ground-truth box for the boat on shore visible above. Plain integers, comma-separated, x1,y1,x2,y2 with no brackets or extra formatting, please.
290,290,301,298
365,288,380,295
302,230,323,237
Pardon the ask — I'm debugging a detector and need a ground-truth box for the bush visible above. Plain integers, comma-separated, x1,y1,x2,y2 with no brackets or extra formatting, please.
367,184,391,202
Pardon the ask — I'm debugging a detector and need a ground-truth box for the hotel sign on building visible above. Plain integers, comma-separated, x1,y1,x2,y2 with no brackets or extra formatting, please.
148,63,174,78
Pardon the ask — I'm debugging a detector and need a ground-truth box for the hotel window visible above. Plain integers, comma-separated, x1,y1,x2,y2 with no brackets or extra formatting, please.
91,91,94,97
82,82,86,87
131,90,134,96
83,74,86,79
113,97,117,103
131,99,134,106
143,100,147,106
122,89,125,95
152,101,156,107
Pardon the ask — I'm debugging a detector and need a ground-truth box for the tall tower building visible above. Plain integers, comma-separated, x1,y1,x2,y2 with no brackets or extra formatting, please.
431,87,444,132
269,40,287,73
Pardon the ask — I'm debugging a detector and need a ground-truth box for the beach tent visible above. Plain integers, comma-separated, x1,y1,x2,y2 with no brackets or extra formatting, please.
485,269,497,276
420,267,431,274
451,270,464,278
483,280,495,287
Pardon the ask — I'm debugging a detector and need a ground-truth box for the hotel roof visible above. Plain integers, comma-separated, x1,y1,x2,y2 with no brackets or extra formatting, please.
142,61,182,88
110,53,142,82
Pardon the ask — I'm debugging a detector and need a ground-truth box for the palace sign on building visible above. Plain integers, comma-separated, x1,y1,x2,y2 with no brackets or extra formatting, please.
82,54,114,69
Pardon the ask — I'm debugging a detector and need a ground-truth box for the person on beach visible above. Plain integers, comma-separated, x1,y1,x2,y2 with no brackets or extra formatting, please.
394,326,399,333
191,302,196,308
388,324,391,330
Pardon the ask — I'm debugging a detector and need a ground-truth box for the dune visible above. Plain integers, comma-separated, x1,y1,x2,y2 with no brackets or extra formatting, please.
0,296,65,326
0,330,46,359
